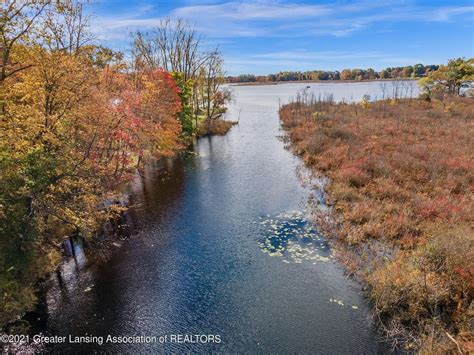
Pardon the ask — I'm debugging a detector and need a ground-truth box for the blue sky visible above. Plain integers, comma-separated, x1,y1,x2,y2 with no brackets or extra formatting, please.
88,0,474,75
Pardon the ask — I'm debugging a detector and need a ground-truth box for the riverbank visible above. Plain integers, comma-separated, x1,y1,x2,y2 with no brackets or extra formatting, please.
0,119,239,338
19,82,392,354
197,119,238,136
280,96,473,353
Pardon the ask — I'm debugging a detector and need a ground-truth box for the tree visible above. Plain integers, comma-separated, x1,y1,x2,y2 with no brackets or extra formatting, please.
401,66,413,78
172,72,194,136
136,69,182,160
41,0,92,55
133,19,208,82
419,58,474,98
366,68,376,80
391,67,402,78
379,69,390,79
340,69,352,80
0,1,184,329
197,50,232,135
0,0,51,82
85,45,123,68
132,19,232,136
413,63,425,77
351,69,363,81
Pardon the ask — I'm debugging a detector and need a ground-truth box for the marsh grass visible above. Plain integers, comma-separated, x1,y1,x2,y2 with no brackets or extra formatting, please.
280,94,474,353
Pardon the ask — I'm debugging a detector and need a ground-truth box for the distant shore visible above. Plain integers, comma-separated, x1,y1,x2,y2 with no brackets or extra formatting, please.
229,78,418,86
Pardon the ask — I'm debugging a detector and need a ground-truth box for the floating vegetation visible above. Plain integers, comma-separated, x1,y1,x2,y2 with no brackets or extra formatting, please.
329,298,359,310
329,298,344,306
257,210,334,264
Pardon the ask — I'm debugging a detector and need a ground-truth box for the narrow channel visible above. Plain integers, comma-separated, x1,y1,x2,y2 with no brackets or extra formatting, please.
43,82,411,353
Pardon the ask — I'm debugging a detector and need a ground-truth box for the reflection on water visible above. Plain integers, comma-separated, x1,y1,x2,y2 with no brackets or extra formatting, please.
40,82,399,353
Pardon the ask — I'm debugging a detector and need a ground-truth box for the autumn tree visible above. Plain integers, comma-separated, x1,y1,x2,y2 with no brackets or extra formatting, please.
132,19,231,136
0,0,183,329
401,65,413,78
0,0,51,82
135,69,182,161
133,19,207,136
366,68,376,80
340,69,352,80
419,58,474,98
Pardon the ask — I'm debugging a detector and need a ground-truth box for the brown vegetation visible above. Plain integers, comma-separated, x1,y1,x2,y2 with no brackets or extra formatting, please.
280,94,473,352
197,119,236,137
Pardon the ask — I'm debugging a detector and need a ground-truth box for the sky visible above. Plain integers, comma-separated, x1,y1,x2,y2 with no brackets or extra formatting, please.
88,0,474,75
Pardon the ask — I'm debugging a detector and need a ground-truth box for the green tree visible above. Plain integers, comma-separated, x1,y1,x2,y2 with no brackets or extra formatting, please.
172,72,194,136
366,68,376,80
413,63,425,77
379,69,390,79
419,58,474,97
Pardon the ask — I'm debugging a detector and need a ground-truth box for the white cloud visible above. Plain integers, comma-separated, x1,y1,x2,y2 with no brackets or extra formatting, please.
90,1,474,42
88,0,474,71
430,6,474,21
171,1,332,20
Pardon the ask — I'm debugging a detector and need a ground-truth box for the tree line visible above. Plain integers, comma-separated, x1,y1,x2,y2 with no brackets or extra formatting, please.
0,0,230,330
227,64,440,83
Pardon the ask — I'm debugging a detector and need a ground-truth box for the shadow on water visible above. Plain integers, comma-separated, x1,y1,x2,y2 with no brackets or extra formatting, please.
35,82,401,354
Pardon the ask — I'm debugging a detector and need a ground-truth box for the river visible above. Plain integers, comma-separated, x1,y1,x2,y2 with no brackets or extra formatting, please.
40,81,414,353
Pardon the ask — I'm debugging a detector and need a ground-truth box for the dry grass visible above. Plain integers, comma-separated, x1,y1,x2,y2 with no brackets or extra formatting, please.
280,95,474,353
197,119,237,137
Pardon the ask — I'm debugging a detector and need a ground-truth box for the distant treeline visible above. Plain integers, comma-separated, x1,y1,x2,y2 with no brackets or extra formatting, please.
227,64,440,83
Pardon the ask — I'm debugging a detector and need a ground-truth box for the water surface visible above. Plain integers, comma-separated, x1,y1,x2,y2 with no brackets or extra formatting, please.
43,81,401,353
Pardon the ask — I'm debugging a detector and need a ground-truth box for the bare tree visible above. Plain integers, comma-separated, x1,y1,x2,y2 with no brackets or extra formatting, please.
41,0,93,55
133,19,208,81
198,50,231,134
132,19,232,134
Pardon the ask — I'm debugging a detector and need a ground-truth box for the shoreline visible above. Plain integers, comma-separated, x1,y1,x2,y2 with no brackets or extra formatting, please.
1,126,238,342
279,96,473,353
229,78,418,87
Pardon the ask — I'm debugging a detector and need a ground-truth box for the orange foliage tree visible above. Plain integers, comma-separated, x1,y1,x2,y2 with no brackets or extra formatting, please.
0,1,183,329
